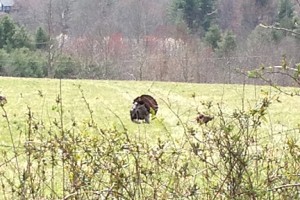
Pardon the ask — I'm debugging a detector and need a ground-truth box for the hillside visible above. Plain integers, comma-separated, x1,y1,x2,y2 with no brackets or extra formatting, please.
0,0,296,83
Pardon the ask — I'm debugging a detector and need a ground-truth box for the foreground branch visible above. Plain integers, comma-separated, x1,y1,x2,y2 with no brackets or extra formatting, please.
259,24,300,37
269,183,300,191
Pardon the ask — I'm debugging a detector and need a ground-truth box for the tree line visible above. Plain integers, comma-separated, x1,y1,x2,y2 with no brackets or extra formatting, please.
0,0,298,83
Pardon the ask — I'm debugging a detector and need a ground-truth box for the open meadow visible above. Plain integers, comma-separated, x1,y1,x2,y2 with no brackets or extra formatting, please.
0,77,300,199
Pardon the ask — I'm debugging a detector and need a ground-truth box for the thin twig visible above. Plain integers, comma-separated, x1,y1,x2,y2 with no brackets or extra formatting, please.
1,106,21,179
59,79,66,198
269,183,300,191
63,189,130,200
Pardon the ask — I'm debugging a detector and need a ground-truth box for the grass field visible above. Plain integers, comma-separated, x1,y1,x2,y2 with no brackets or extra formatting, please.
0,77,298,138
0,76,300,199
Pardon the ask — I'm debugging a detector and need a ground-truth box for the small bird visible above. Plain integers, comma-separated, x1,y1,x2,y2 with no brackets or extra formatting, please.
0,95,7,106
196,113,213,125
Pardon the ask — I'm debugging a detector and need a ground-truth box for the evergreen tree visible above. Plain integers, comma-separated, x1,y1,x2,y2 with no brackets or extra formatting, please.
255,0,269,7
35,27,49,50
170,0,216,35
277,0,295,31
10,26,33,49
10,48,47,77
204,24,221,49
277,0,294,21
199,0,215,32
217,31,237,56
0,16,32,50
0,16,16,49
273,0,297,39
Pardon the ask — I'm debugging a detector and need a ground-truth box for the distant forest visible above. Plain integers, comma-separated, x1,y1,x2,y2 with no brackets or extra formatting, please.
0,0,298,85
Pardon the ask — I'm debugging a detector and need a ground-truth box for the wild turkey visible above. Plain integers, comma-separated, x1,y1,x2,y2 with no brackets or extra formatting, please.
196,113,213,125
0,95,7,106
133,94,158,115
130,103,150,123
130,94,158,123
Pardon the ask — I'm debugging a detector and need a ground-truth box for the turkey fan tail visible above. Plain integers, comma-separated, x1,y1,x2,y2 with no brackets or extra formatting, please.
133,94,158,115
140,94,158,115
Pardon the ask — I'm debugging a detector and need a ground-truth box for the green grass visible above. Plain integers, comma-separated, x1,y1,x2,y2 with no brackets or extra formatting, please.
0,76,299,152
0,77,297,158
0,76,299,135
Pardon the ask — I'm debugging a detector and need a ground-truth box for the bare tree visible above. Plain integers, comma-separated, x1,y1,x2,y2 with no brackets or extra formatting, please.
12,0,45,32
45,0,55,78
